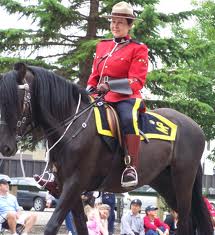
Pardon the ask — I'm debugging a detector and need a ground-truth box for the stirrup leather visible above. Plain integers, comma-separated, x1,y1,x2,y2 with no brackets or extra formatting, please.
121,165,138,188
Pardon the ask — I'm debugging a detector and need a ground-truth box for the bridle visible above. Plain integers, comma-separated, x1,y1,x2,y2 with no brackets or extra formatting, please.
0,80,35,150
16,83,35,148
0,114,6,126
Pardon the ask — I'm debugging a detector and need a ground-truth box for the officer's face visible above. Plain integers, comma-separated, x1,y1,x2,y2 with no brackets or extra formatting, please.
110,17,132,38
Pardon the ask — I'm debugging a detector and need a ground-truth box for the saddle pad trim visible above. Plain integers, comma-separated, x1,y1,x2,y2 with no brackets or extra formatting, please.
94,105,113,137
144,111,177,141
133,98,142,135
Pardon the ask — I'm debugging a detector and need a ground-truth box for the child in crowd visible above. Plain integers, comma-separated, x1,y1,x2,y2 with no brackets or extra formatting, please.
85,205,101,235
84,204,110,235
144,205,169,235
98,204,110,235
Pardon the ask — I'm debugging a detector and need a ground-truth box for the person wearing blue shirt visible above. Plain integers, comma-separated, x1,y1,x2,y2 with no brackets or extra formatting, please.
120,199,145,235
0,178,36,235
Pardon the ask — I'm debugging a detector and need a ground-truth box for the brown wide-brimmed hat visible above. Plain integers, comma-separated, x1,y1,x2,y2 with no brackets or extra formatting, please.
104,1,136,20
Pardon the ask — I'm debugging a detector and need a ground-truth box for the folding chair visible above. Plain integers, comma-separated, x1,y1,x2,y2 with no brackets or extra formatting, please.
0,219,25,235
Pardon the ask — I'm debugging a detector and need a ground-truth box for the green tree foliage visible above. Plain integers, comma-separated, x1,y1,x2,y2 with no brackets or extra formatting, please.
146,0,215,141
0,0,214,141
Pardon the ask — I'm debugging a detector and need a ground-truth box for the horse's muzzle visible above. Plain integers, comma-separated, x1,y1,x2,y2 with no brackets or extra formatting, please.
0,144,17,157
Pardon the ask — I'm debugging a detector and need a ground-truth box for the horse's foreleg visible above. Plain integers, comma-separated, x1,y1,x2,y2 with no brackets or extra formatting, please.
72,196,88,234
44,176,88,235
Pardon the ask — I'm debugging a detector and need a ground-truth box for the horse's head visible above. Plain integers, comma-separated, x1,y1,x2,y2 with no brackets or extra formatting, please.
0,63,34,156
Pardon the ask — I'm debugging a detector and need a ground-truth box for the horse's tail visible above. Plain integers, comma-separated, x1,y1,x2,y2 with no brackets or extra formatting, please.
191,165,213,235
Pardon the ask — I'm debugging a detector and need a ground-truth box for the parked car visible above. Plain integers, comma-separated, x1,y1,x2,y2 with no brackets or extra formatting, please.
10,177,47,211
0,174,11,182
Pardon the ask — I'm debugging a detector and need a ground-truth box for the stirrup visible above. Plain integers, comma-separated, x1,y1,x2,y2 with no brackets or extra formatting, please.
121,165,138,188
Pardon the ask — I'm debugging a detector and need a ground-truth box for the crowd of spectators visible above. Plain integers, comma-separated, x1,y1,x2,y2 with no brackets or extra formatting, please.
2,172,215,235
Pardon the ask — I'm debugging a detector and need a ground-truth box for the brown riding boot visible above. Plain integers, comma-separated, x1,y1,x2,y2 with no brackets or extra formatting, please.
121,134,140,188
33,174,60,198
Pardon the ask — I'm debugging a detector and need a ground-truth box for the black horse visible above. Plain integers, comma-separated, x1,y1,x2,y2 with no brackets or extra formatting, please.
0,63,213,235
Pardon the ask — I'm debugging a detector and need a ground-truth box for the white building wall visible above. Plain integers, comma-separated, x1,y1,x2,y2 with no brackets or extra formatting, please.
202,140,215,175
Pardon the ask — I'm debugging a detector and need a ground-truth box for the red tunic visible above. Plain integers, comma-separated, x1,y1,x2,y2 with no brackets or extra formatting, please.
144,215,170,233
87,36,148,103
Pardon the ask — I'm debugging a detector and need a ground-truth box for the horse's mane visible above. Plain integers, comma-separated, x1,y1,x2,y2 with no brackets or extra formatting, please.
28,66,89,122
0,66,90,129
0,71,20,130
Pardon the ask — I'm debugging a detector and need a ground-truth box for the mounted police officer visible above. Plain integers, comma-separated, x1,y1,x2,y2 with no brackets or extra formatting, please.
87,1,148,187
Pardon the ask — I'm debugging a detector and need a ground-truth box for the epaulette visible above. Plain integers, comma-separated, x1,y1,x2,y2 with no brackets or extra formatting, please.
100,38,113,42
130,39,142,45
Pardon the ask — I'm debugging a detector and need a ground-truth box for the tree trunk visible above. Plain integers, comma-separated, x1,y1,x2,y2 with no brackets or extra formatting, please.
79,0,99,87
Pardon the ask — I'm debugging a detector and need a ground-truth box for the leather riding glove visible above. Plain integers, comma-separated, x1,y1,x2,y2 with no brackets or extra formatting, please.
97,83,110,94
86,85,96,93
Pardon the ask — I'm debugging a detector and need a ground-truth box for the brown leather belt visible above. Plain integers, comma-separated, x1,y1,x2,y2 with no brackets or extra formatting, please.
100,76,113,83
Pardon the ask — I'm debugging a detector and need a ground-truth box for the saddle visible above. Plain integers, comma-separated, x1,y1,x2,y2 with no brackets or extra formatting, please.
105,104,123,147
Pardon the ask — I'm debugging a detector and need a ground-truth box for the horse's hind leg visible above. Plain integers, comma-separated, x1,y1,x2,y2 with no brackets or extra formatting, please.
150,167,177,210
191,166,213,235
151,166,195,235
172,164,197,235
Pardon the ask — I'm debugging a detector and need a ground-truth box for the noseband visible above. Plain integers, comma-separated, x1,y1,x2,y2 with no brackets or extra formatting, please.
0,109,7,125
0,121,6,125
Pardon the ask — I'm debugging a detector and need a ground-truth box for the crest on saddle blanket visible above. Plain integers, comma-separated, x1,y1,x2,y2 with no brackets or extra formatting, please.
93,104,177,143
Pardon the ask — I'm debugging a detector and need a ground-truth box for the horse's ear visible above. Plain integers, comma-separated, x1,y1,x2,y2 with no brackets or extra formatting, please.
14,62,27,84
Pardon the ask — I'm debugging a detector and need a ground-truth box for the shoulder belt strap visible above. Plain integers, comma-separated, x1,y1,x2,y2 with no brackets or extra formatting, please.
97,41,131,69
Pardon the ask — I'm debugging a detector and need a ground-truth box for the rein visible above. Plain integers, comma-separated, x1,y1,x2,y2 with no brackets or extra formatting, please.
35,93,105,142
38,93,105,180
16,82,105,148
